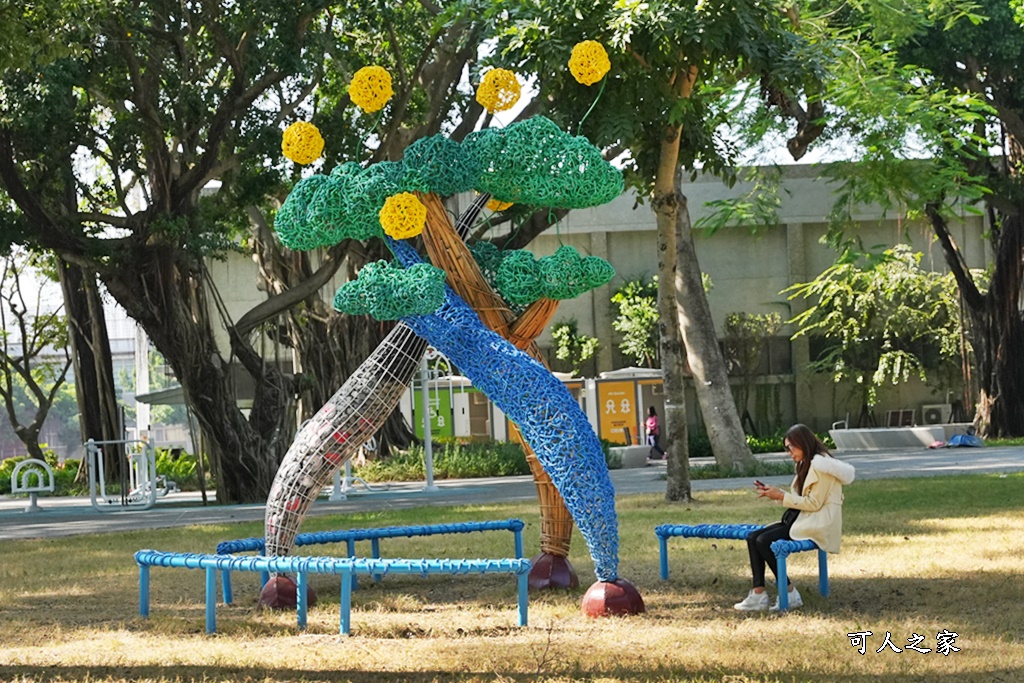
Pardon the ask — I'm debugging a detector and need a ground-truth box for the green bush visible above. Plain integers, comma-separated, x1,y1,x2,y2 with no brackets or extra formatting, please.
688,432,713,459
52,459,83,495
599,439,621,469
155,449,209,491
356,440,530,482
0,456,85,496
689,459,796,480
0,457,25,495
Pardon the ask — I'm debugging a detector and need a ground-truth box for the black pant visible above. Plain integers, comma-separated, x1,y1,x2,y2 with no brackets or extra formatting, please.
746,510,798,589
647,433,665,458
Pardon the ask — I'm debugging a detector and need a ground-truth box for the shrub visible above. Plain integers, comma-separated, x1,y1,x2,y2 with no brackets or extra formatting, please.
356,440,530,482
690,459,796,480
0,457,25,495
599,439,621,469
689,432,713,459
0,456,84,496
155,449,210,491
52,459,83,495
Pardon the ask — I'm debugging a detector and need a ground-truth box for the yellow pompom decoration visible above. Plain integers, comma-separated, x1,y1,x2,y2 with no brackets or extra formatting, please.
486,198,514,212
379,192,427,240
569,41,611,86
349,66,394,113
281,121,324,165
475,68,521,114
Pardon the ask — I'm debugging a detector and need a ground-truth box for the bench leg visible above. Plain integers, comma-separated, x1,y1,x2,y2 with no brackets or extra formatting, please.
777,556,789,611
297,572,308,630
517,573,528,627
348,539,359,590
205,567,217,633
139,565,150,618
514,528,523,559
259,549,269,589
221,570,233,604
818,550,829,598
658,536,669,580
340,572,353,636
371,538,381,582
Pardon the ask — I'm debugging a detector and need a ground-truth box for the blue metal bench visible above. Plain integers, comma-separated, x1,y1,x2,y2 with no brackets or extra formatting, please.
654,523,829,611
135,550,531,635
215,519,525,602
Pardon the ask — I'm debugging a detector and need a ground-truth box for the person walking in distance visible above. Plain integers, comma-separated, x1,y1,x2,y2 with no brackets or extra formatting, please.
646,406,666,459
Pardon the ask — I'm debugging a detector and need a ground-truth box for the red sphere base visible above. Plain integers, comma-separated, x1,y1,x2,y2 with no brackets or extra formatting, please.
581,578,645,617
257,576,318,610
528,552,579,590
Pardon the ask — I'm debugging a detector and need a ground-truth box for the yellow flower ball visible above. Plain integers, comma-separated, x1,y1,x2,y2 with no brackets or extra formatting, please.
569,41,611,86
281,121,324,165
475,68,521,114
349,66,394,113
486,198,514,212
379,192,427,240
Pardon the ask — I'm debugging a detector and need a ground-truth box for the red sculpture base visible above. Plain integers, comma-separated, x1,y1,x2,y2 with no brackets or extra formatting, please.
528,552,579,590
581,578,645,617
257,576,318,610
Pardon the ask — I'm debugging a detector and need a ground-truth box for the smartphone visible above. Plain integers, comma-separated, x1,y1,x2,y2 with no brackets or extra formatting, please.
754,480,765,488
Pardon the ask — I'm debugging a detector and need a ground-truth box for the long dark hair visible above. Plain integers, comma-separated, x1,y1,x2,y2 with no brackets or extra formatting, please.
786,423,830,495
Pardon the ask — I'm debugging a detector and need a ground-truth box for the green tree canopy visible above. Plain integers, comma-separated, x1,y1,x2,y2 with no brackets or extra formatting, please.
786,245,969,409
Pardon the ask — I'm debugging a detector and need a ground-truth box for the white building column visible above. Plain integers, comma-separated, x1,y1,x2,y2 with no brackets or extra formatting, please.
134,325,150,440
590,230,614,373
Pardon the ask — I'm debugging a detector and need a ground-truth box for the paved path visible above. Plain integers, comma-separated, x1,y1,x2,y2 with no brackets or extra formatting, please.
2,446,1022,541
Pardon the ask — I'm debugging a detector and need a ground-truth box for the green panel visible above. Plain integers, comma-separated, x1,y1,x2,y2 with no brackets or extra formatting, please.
413,387,454,438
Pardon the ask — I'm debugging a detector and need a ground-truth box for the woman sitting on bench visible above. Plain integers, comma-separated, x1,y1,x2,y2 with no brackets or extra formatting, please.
734,424,856,612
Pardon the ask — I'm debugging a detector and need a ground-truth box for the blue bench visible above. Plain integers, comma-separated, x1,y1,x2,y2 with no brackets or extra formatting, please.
215,519,525,602
654,523,829,611
135,550,531,635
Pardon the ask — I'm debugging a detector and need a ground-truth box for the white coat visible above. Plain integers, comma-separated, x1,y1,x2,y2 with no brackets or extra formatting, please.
783,454,856,554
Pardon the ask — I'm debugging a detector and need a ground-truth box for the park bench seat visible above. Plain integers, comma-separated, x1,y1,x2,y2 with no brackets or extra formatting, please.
214,519,525,601
654,523,829,611
135,549,531,635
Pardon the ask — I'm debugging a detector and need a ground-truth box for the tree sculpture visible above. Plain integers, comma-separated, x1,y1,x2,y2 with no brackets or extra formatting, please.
262,107,644,615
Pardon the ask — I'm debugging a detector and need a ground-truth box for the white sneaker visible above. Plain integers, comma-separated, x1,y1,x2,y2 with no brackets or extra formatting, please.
770,587,803,611
734,589,771,611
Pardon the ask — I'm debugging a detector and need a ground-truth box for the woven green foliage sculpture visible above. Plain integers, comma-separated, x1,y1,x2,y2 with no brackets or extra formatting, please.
468,241,505,288
401,135,479,197
276,162,406,249
275,175,334,250
463,116,623,209
489,244,615,306
337,161,405,241
333,260,447,320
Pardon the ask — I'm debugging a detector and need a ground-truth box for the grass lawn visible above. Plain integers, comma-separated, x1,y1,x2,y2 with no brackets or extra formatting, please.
1,473,1022,682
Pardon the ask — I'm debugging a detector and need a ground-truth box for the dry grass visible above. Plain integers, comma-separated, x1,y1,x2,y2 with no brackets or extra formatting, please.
1,474,1023,682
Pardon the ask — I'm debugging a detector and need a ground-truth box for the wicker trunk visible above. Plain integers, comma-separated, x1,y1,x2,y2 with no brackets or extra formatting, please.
418,192,576,564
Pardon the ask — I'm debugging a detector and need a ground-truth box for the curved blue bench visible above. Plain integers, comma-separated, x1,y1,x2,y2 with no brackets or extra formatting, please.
135,550,531,635
654,523,828,611
215,519,525,602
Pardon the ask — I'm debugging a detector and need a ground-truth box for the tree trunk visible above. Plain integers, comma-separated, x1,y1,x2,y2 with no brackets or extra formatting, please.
247,213,416,458
57,259,124,480
970,211,1024,437
656,200,692,502
674,195,756,469
13,426,45,462
102,247,286,504
652,121,692,502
